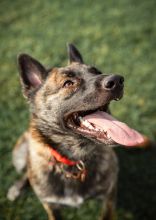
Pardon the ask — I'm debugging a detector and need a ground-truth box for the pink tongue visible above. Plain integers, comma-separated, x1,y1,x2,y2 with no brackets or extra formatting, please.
84,111,145,146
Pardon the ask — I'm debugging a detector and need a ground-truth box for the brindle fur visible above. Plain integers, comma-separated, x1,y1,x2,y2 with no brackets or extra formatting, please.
7,44,123,220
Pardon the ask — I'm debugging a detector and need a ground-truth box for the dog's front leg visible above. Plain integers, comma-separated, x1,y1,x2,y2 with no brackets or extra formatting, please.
99,199,117,220
43,203,62,220
99,185,117,220
7,173,29,201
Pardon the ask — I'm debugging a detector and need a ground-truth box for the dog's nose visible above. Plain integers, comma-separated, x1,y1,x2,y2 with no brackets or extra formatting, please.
103,75,124,90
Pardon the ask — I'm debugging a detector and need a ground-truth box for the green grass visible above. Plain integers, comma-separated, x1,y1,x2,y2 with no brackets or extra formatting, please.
0,0,156,219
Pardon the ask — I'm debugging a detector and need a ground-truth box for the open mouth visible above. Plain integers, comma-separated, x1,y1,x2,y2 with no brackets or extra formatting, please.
66,104,145,147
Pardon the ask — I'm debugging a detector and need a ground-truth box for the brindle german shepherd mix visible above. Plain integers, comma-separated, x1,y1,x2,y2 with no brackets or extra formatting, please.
7,44,145,220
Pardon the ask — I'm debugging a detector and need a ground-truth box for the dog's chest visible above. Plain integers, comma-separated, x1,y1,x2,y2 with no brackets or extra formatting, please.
40,165,116,207
28,143,118,207
37,172,106,207
42,188,84,207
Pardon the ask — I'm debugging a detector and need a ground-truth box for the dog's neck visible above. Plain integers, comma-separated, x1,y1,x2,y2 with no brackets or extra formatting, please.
29,123,92,181
29,121,96,162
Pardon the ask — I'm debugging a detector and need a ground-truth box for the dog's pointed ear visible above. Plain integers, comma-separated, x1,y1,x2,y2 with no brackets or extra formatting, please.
18,54,47,97
67,43,84,64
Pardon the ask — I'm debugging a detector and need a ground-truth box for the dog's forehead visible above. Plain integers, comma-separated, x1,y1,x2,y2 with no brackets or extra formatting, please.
59,63,89,76
46,64,89,85
48,63,102,78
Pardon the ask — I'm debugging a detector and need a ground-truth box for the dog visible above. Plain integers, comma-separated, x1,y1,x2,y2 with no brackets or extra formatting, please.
7,44,145,220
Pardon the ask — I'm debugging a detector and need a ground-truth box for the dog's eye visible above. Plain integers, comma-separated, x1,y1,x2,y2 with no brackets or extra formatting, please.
63,80,74,88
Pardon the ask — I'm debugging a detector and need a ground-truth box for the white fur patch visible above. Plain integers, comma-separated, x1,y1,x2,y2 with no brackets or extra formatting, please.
13,142,28,173
43,195,84,207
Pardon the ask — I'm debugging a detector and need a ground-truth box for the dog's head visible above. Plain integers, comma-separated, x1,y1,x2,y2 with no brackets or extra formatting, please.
18,44,144,158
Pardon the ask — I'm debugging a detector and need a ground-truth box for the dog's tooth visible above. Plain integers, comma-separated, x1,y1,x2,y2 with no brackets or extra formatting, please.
79,118,90,128
79,117,84,123
83,120,88,126
88,124,94,130
106,132,111,139
87,121,94,129
82,120,94,129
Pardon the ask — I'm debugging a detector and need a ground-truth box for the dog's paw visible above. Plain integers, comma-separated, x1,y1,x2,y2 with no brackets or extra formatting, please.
7,185,21,201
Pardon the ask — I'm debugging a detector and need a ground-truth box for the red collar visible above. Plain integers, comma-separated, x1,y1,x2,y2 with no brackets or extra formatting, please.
49,147,87,182
50,147,79,166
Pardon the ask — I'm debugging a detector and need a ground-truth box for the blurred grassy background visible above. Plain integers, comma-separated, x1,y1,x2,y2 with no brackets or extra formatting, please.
0,0,156,219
